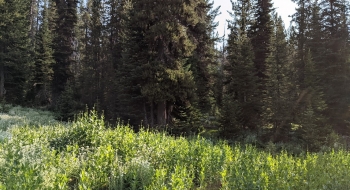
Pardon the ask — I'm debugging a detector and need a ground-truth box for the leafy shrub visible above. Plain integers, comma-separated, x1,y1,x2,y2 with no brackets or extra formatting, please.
49,109,104,151
1,108,350,189
0,103,12,113
0,105,58,131
55,83,82,121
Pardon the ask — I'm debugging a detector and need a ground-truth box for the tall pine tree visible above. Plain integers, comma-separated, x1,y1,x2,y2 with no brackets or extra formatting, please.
32,0,55,106
319,0,350,133
80,0,103,109
188,0,220,115
221,0,259,137
52,0,79,120
264,14,293,141
248,0,274,129
52,0,78,98
0,0,32,104
249,0,274,81
119,0,214,131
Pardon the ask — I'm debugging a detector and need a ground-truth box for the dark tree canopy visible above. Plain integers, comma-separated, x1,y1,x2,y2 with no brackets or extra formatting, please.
0,0,349,151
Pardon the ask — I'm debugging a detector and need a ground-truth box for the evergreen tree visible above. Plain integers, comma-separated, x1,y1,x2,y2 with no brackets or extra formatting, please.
32,0,55,106
306,0,325,66
51,0,80,120
0,0,32,104
297,50,329,150
249,0,274,81
264,14,293,141
29,0,40,48
188,0,220,115
110,0,144,125
80,0,103,109
102,0,131,121
119,0,212,130
289,0,339,147
319,0,350,133
291,0,314,93
52,0,78,101
248,0,274,129
77,0,119,120
221,0,259,136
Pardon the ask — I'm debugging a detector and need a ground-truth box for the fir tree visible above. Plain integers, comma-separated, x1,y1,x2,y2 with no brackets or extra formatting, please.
264,14,293,141
0,0,32,104
189,0,220,115
51,0,80,120
29,0,40,43
249,0,274,81
32,0,55,106
297,50,329,150
80,0,103,109
246,0,274,129
103,0,131,121
52,0,78,100
291,0,312,90
306,0,325,66
319,0,350,133
120,0,210,130
221,0,259,136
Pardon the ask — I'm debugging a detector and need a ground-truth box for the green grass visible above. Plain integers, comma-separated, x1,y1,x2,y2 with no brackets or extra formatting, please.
0,105,58,131
0,107,350,189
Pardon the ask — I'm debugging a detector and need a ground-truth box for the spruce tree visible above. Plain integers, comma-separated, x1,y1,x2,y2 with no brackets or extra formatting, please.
264,14,293,141
306,0,325,66
289,0,340,147
291,0,313,91
29,0,40,48
32,0,55,106
102,0,131,121
221,0,259,136
297,50,329,150
319,0,350,133
113,0,146,126
248,0,274,129
188,0,220,115
0,0,32,104
119,0,211,130
52,0,78,100
76,0,118,120
51,0,79,120
249,0,274,81
80,0,103,109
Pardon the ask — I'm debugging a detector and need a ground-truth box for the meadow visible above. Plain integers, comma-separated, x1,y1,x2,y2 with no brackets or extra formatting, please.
0,106,350,189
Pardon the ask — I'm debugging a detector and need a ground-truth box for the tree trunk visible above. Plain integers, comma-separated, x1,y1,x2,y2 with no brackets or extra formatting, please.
143,103,148,126
0,63,5,98
157,101,167,126
151,102,154,127
29,0,37,45
167,103,173,124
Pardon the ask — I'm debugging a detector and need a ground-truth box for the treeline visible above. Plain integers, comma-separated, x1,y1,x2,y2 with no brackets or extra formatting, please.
0,0,349,150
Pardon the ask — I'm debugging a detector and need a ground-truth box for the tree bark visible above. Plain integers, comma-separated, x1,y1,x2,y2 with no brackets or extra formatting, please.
151,102,154,127
0,63,5,98
29,0,38,44
143,103,148,126
157,101,167,126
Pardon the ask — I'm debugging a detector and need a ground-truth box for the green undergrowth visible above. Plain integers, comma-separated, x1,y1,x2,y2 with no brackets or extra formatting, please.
0,109,350,189
0,105,58,131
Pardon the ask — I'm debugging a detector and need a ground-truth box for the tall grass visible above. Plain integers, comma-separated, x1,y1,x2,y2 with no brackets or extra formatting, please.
0,109,350,189
0,105,58,131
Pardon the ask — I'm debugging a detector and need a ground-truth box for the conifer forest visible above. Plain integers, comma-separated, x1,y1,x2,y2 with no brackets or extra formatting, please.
0,0,350,151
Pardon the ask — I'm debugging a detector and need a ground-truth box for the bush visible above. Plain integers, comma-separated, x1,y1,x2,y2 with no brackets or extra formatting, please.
1,108,350,189
0,105,57,131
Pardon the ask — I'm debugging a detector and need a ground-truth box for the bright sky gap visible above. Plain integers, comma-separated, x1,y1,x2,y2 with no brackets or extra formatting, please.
213,0,297,38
